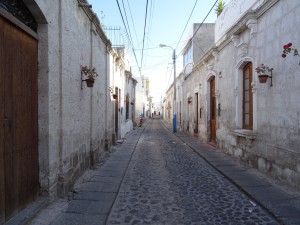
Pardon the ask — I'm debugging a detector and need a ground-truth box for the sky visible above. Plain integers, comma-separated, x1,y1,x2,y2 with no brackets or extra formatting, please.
88,0,219,103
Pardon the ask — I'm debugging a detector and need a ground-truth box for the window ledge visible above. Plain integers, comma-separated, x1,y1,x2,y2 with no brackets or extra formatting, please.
233,129,257,140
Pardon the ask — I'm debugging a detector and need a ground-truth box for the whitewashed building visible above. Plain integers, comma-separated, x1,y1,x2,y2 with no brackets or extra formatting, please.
0,0,136,223
180,23,215,134
215,0,300,190
134,76,150,121
179,0,300,190
110,47,137,139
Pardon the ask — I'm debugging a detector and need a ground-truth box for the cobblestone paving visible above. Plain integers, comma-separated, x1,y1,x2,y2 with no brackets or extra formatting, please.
106,120,279,225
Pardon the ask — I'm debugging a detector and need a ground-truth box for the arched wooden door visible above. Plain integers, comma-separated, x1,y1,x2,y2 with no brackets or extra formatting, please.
243,63,253,130
115,87,119,136
210,77,216,143
0,14,39,222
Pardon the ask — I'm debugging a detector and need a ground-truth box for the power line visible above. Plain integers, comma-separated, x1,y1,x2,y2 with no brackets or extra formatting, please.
126,0,140,50
140,0,149,70
175,0,198,51
121,0,133,48
115,0,141,75
143,0,155,72
176,0,219,59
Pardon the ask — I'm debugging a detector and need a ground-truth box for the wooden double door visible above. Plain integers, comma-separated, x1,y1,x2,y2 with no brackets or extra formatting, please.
210,77,216,143
0,15,39,223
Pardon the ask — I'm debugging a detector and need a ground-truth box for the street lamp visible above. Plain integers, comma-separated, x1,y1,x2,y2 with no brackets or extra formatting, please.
159,44,177,132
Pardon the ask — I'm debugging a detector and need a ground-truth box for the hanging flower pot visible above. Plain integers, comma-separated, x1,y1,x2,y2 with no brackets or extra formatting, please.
86,79,94,87
258,74,269,83
81,65,98,88
113,94,118,99
255,64,273,84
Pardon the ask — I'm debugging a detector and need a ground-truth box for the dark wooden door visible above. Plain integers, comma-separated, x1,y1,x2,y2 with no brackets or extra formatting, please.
194,93,198,134
0,15,5,224
0,15,39,222
115,87,119,135
210,77,216,142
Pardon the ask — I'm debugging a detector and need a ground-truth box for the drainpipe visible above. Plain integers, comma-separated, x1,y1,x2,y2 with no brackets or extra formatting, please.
104,43,109,151
112,54,116,145
89,16,94,167
58,0,63,181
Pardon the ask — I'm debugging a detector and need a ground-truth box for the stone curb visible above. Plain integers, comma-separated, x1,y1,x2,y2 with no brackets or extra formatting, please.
163,121,300,225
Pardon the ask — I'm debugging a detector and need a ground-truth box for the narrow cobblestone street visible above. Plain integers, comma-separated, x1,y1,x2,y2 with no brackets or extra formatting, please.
3,2,300,225
25,118,300,225
106,119,279,225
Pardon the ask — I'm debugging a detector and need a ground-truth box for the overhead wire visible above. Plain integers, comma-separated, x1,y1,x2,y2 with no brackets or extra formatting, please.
166,67,173,90
126,0,141,50
115,0,219,86
115,0,141,75
143,0,155,72
160,0,218,94
121,0,133,49
175,0,219,59
175,0,199,51
140,0,149,71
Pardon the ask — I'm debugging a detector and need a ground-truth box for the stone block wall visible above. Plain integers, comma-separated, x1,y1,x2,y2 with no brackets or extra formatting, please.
34,0,114,197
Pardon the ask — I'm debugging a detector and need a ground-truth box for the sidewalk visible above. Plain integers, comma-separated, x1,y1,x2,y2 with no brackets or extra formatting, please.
6,119,300,225
28,126,145,225
164,122,300,225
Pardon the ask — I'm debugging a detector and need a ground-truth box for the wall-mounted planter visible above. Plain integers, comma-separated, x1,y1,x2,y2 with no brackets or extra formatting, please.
256,65,273,86
258,74,269,83
81,65,98,89
85,79,94,87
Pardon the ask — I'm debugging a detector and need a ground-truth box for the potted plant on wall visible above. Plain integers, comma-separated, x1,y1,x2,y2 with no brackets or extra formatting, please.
255,64,272,83
110,86,118,99
187,96,192,104
81,65,98,87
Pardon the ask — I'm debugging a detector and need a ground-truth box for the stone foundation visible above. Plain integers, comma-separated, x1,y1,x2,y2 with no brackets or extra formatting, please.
218,134,300,191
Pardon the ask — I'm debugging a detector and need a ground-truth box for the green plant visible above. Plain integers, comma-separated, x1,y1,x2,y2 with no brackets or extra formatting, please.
255,64,272,75
214,0,226,17
282,42,300,65
81,65,98,82
282,42,299,58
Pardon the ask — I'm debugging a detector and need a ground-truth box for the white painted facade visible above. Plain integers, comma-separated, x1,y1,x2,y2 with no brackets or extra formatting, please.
178,0,300,190
4,0,136,198
111,48,137,139
216,0,300,190
164,83,175,126
134,76,150,121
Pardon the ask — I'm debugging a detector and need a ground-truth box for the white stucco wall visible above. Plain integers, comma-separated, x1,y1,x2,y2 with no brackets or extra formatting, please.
215,0,263,45
33,0,114,196
214,0,300,189
134,76,147,120
179,0,300,190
